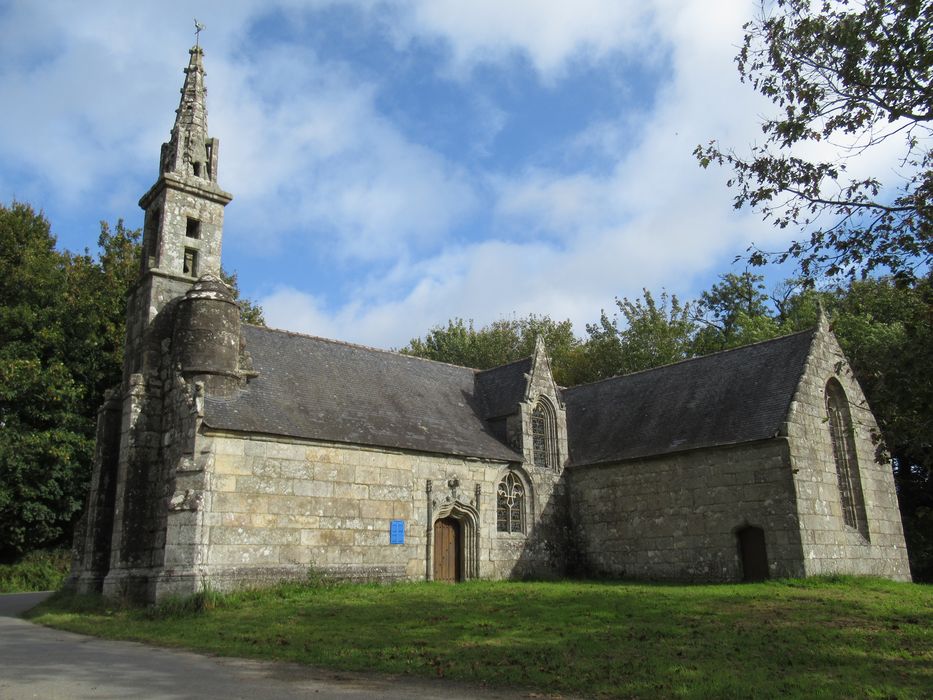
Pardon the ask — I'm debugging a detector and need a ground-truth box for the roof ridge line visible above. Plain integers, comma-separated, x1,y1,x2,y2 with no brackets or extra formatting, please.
563,326,818,391
475,355,533,375
242,322,482,374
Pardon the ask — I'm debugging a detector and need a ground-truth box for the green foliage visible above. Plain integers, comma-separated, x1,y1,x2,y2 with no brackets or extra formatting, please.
29,578,933,699
693,272,778,353
62,221,142,421
0,212,149,560
584,290,697,379
0,203,95,559
0,549,71,593
0,201,266,561
401,315,583,385
696,0,933,279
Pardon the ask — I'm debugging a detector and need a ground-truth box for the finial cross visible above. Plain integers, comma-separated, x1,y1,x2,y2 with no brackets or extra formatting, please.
194,19,206,46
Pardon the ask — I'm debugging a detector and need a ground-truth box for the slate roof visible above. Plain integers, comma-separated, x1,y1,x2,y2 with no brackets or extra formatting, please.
203,324,817,468
202,325,521,462
562,329,816,467
475,357,532,419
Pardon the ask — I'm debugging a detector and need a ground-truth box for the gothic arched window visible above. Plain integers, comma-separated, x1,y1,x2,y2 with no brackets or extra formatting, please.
531,399,557,469
825,379,869,540
497,472,525,533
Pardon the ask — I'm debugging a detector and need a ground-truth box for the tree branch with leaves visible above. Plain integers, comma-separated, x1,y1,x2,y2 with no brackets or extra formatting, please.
696,0,932,279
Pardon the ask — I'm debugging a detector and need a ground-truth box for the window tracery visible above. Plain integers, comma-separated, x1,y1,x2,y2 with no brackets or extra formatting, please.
825,379,869,539
532,399,556,469
497,472,525,533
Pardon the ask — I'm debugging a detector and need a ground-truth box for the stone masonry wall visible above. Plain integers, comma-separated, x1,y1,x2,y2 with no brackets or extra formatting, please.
784,326,911,580
568,441,806,581
192,431,564,592
154,180,226,280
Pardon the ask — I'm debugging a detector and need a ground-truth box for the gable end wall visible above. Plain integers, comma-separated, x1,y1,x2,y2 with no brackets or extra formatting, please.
784,327,910,580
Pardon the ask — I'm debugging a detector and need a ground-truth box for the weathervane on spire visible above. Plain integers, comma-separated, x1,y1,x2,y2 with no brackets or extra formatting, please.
194,18,206,46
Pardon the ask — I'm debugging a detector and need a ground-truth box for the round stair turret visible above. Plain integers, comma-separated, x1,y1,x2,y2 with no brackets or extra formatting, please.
173,273,240,395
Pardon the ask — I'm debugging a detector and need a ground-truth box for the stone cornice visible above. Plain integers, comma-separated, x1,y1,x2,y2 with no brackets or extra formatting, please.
138,172,233,209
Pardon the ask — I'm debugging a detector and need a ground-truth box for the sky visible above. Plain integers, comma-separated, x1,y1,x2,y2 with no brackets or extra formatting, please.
0,0,823,348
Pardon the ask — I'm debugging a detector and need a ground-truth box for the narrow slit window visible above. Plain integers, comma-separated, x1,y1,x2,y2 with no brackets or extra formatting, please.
186,217,201,239
183,248,198,277
145,212,160,268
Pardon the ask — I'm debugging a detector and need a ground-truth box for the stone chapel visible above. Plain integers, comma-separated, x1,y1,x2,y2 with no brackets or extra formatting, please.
70,46,911,602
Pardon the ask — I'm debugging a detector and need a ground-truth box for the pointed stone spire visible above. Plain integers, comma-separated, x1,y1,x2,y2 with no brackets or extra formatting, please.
524,334,562,406
533,334,547,357
136,43,232,327
160,45,216,182
816,299,831,332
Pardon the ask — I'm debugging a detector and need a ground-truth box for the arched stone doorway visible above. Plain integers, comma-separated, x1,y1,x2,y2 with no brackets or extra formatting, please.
737,525,769,582
428,500,479,582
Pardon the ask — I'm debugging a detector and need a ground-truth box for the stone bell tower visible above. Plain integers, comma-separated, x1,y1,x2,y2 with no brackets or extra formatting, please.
126,44,233,379
71,43,239,602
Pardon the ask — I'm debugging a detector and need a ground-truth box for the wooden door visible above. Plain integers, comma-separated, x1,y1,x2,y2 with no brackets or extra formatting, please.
738,526,769,582
434,517,461,582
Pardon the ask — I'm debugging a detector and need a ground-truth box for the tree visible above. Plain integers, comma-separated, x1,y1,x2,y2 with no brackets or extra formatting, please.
696,0,933,280
584,290,697,378
0,202,265,561
62,221,142,422
0,203,92,560
401,315,584,385
692,271,777,353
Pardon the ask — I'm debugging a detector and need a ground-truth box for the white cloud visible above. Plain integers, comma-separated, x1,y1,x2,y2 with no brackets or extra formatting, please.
7,0,911,352
260,287,341,339
393,0,658,80
211,44,479,261
251,0,783,348
0,1,481,262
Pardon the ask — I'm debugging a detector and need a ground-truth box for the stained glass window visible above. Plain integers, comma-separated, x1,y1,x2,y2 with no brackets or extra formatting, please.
497,472,525,533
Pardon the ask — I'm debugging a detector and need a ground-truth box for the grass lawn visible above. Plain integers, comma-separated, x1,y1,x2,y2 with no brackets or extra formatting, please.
27,576,932,699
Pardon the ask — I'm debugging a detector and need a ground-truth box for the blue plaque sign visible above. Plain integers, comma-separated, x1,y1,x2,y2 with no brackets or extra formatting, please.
389,520,405,544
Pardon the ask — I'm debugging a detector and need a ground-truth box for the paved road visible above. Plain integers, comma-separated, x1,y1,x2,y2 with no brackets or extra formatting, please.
0,593,540,700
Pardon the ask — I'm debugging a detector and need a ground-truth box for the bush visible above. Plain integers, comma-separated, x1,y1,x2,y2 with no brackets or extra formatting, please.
0,549,71,593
